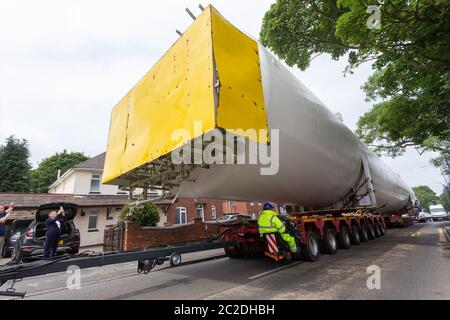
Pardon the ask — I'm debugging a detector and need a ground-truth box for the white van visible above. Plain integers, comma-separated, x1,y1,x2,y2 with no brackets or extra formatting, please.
429,204,448,221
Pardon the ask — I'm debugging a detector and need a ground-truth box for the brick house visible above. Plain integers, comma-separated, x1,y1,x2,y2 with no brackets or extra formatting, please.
0,193,128,247
163,199,264,225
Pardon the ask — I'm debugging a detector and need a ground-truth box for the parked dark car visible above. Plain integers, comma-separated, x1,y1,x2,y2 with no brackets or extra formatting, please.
13,203,80,261
1,218,33,258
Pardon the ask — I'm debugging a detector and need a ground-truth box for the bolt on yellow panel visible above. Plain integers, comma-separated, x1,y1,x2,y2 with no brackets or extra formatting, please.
103,7,216,184
211,7,269,144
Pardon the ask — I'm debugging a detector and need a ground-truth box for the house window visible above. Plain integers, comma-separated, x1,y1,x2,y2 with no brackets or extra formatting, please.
196,204,205,221
211,205,217,220
175,207,187,225
88,211,98,231
90,174,101,193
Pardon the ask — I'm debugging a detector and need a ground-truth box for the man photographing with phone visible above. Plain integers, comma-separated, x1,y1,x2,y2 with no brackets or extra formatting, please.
0,203,14,255
43,206,65,258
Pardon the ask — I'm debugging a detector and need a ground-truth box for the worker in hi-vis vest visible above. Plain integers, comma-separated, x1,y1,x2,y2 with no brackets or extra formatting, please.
258,203,298,253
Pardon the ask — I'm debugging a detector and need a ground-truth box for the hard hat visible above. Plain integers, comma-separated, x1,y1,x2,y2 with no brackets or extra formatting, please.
263,203,275,211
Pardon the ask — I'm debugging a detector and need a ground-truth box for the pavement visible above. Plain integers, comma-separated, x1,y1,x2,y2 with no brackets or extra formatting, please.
1,222,449,300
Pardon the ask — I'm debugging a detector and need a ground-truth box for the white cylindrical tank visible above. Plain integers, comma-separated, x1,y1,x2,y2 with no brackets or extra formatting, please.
174,44,413,213
102,5,414,214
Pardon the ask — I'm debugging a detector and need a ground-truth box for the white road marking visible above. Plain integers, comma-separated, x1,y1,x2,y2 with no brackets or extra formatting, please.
248,261,303,280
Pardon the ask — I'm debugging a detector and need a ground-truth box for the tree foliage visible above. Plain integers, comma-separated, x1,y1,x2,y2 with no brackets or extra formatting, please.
31,150,88,193
260,0,449,160
0,136,32,192
439,184,450,210
412,185,439,209
119,202,161,227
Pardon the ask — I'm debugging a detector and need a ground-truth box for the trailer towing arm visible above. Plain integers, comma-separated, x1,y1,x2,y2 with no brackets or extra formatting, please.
0,240,236,297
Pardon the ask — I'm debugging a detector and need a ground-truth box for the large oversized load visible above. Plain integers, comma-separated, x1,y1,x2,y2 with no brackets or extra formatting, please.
102,5,415,215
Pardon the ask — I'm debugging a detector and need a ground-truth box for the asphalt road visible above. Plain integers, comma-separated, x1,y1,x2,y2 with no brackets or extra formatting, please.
2,222,450,300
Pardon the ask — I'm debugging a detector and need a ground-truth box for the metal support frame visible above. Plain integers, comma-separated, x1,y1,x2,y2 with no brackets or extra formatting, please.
0,240,236,290
361,155,378,208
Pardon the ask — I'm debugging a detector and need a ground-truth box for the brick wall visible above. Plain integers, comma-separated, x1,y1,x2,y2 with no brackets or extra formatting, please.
123,218,218,251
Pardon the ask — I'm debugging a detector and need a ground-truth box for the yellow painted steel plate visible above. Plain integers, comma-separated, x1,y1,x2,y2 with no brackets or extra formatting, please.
211,7,268,143
103,8,216,183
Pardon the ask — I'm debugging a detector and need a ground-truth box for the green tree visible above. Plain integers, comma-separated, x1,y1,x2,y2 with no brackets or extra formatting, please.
439,184,450,210
0,135,32,192
412,185,439,209
119,202,160,227
31,150,88,193
260,0,449,160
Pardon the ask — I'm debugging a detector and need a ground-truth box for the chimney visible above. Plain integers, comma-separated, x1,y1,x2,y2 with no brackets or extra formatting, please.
57,169,61,179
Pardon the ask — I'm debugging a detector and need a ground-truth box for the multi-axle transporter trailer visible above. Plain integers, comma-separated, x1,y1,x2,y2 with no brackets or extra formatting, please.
0,209,385,298
219,209,386,262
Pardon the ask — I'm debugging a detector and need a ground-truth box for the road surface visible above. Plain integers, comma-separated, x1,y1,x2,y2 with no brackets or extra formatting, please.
2,222,449,300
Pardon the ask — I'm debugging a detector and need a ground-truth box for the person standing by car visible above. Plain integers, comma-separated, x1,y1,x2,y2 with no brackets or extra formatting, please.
43,207,65,258
0,203,14,254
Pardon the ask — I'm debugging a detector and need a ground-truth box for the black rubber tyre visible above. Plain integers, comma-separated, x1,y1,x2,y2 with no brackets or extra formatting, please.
1,242,11,258
300,230,320,262
337,225,351,249
11,242,21,262
350,225,361,245
360,224,369,242
373,223,381,238
378,222,386,236
169,253,182,267
155,257,165,265
224,246,242,259
367,223,376,240
321,227,338,255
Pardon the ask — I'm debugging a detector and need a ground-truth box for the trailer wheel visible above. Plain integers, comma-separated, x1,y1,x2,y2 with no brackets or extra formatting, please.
373,223,381,238
301,231,320,262
170,253,182,267
338,225,351,249
378,222,386,236
367,224,376,240
224,246,242,259
321,227,338,255
350,225,361,245
360,224,369,242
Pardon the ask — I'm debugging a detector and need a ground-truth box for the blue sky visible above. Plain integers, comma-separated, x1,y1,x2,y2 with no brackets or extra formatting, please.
0,0,445,194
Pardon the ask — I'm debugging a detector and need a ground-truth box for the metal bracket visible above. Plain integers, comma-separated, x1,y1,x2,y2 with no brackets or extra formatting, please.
137,259,156,275
0,278,26,298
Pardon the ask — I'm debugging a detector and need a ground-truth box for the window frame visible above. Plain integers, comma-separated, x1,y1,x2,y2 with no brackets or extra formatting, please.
175,207,187,225
90,174,101,194
196,204,205,221
88,210,99,232
211,205,217,220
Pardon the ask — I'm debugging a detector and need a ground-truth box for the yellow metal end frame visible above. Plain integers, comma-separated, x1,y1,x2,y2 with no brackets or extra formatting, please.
103,5,268,185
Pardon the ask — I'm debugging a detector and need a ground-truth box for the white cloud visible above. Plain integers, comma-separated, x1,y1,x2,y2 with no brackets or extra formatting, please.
0,0,444,194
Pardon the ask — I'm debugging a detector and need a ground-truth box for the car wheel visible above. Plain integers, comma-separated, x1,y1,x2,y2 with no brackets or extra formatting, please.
321,227,338,255
359,224,369,242
338,225,351,249
1,242,9,258
11,243,21,262
301,230,320,262
368,224,376,240
350,225,361,245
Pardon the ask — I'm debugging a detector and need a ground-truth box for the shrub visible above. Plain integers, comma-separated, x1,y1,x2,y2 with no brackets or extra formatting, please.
119,202,160,227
